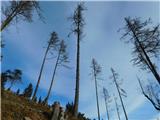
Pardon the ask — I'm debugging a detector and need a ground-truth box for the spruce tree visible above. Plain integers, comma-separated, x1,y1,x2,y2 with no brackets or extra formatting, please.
23,83,33,99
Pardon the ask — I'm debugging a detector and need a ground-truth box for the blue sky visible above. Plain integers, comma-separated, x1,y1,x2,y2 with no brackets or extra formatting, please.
1,1,160,120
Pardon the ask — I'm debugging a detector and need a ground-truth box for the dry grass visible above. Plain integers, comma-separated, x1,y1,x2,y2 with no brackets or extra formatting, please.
1,89,52,120
1,89,85,120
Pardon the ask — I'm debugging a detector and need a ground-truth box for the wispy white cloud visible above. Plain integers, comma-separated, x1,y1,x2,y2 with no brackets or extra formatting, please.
2,1,159,119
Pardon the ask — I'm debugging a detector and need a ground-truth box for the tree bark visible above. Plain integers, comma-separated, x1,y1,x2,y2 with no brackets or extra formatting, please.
73,27,80,117
32,42,50,100
73,8,81,117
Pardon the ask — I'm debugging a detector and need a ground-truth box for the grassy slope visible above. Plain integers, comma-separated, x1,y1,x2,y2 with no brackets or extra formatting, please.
2,89,52,120
1,89,81,120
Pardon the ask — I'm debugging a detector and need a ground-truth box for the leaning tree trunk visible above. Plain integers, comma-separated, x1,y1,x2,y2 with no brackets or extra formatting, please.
125,18,160,85
1,1,25,31
113,73,128,120
44,50,61,104
32,42,50,100
104,95,110,120
114,97,121,120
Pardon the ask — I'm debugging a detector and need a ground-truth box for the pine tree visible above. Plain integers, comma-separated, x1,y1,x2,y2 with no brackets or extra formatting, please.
16,89,20,95
23,83,33,99
1,69,22,90
1,72,8,89
38,97,42,104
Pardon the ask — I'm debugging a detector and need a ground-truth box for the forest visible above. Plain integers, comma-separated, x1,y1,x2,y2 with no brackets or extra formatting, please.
1,1,160,120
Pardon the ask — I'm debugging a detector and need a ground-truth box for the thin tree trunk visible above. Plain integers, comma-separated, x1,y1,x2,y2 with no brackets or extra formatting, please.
73,12,80,117
112,70,128,120
44,49,61,104
104,95,110,120
94,71,100,120
125,18,160,84
32,42,50,100
114,96,121,120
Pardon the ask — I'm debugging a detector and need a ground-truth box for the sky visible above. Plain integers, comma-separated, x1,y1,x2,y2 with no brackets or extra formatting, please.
1,1,160,120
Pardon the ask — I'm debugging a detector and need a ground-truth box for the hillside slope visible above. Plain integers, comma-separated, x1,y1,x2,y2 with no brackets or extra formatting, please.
1,89,52,120
1,89,90,120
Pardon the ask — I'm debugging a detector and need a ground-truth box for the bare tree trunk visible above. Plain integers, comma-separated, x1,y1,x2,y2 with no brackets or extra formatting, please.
112,69,128,120
125,18,160,85
32,42,50,100
44,50,61,104
104,95,110,120
73,10,80,117
94,72,100,120
114,96,121,120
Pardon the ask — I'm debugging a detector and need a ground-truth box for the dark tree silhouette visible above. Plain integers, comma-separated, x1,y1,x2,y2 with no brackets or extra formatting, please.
1,0,43,31
91,58,102,120
1,72,8,89
23,83,33,99
44,40,68,104
121,17,160,84
1,69,22,90
1,40,5,61
66,102,74,114
65,102,91,120
16,89,20,95
103,88,111,120
38,96,42,104
69,3,86,117
32,32,60,101
137,77,160,110
110,68,128,120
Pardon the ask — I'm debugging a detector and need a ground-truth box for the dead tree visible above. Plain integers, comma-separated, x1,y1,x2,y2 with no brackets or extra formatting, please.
32,32,60,100
110,68,128,120
44,40,68,104
114,96,121,120
137,77,160,110
1,0,43,31
91,58,102,120
69,3,86,117
103,88,111,120
121,17,160,84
